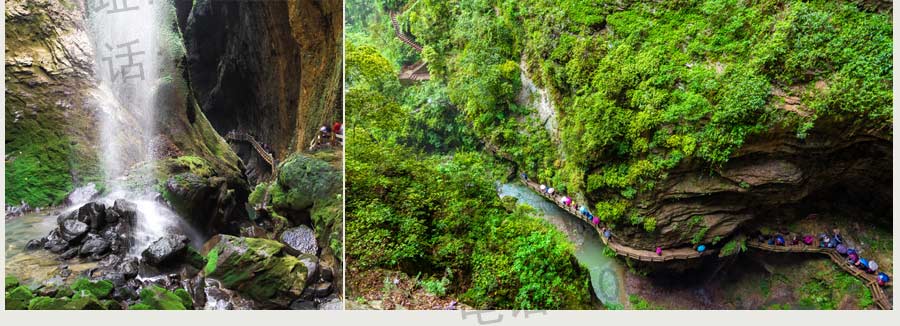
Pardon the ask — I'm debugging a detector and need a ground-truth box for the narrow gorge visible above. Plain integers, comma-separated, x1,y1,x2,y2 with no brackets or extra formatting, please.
5,0,342,310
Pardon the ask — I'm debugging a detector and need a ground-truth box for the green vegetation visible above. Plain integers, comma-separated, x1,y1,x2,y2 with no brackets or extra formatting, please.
798,265,872,309
128,285,192,310
628,294,661,310
346,6,592,307
3,276,191,310
350,0,891,236
718,238,746,257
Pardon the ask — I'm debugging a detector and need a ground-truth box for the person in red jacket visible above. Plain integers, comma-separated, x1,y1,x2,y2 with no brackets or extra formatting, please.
331,121,343,145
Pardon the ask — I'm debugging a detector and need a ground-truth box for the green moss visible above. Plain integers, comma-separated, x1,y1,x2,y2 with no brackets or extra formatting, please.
718,238,746,257
628,294,659,310
204,247,220,275
71,278,114,299
28,296,69,310
128,303,153,310
186,247,208,270
161,156,215,178
248,182,270,206
202,235,305,302
62,291,105,310
5,275,19,291
5,286,35,310
137,285,188,310
311,194,344,258
173,288,193,309
5,108,75,206
271,154,341,211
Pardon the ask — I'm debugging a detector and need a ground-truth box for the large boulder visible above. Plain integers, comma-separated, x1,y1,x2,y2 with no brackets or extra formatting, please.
79,234,110,259
59,219,88,243
201,235,308,305
76,202,107,231
279,225,318,256
141,234,190,266
271,154,341,212
105,199,137,225
65,183,100,206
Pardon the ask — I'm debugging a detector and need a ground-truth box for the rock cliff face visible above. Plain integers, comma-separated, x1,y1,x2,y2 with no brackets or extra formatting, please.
179,0,342,162
5,0,103,207
5,0,247,229
599,124,891,250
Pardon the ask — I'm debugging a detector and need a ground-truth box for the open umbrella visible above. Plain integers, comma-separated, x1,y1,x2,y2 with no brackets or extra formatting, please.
836,244,848,254
869,260,878,271
591,217,599,225
878,272,889,283
859,258,869,268
697,245,706,252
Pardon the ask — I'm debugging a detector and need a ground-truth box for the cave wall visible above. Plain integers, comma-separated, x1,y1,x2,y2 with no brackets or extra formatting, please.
180,0,343,160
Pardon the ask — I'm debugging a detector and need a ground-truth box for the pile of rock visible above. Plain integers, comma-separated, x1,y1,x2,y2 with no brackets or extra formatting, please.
28,200,137,261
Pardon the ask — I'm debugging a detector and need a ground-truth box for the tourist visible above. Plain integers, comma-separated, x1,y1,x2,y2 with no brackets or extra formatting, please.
803,235,815,245
521,172,528,181
877,272,889,286
540,184,546,193
775,234,785,246
791,234,800,246
333,121,342,135
579,205,588,215
848,251,859,264
548,187,555,195
604,228,612,239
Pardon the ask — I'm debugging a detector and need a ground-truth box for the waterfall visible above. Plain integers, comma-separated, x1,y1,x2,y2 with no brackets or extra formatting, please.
88,1,160,184
85,1,200,255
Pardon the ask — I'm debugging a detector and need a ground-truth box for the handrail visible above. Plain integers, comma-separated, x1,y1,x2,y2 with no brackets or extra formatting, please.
518,177,714,262
746,241,892,310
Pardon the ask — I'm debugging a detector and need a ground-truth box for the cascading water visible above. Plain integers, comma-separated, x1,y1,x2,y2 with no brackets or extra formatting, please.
85,1,201,255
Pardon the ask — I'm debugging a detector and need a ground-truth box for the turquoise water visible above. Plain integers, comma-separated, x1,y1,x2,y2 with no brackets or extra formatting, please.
498,183,626,307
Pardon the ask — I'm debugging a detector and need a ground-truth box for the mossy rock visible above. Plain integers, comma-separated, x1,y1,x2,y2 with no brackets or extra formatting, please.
5,286,34,310
174,288,193,309
28,296,69,310
310,194,343,258
62,292,105,310
271,154,340,211
186,246,208,270
100,299,123,310
128,303,153,310
136,285,189,310
5,275,19,291
160,156,215,179
71,278,114,299
201,234,308,302
54,285,75,298
248,182,271,207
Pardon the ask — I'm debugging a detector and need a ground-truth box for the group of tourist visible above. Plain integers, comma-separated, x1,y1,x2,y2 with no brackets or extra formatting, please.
523,173,611,240
755,228,891,286
313,121,343,150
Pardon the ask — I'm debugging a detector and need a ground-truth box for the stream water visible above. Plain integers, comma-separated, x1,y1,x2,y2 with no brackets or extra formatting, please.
497,183,627,307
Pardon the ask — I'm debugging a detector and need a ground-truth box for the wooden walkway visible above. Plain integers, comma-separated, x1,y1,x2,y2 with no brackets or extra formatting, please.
390,11,423,52
746,241,892,310
519,177,716,262
225,131,278,209
389,11,430,82
400,60,430,82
